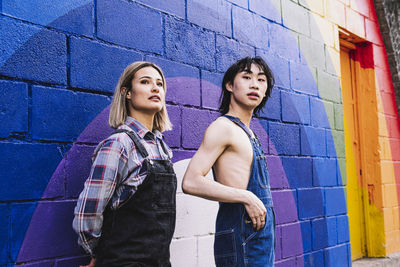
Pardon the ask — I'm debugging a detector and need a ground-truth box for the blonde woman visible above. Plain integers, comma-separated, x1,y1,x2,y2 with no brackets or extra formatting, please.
73,62,176,267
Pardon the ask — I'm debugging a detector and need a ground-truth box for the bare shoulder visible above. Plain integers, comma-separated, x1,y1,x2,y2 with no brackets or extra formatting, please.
203,117,236,145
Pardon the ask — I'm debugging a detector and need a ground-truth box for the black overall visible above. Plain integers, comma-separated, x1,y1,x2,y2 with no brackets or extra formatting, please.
95,129,177,267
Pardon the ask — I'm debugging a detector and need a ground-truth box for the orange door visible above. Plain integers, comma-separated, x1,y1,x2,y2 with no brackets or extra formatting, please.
340,47,367,260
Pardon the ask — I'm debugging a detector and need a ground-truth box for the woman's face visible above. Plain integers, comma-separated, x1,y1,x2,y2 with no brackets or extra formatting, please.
126,66,165,116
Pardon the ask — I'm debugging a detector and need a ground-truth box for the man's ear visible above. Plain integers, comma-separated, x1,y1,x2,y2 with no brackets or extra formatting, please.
225,82,233,92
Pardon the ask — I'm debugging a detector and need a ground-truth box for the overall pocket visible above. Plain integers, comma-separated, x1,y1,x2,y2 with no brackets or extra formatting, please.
214,229,237,267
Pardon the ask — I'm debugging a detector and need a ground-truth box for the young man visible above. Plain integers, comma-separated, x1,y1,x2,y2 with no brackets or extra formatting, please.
182,57,275,266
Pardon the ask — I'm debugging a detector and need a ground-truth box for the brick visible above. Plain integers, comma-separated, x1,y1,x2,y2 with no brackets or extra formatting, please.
269,23,300,62
170,238,197,267
324,244,350,267
227,0,248,8
281,222,303,257
258,86,281,120
0,16,67,85
281,157,312,188
64,144,96,198
298,188,324,219
329,129,345,158
350,0,370,17
9,202,36,261
310,98,332,128
0,204,8,265
201,70,223,110
325,187,347,216
282,91,310,124
136,0,185,17
32,85,110,141
13,201,81,262
317,71,341,103
337,158,346,185
165,17,215,70
182,108,218,149
303,250,324,266
345,7,365,38
383,184,398,207
146,56,201,106
311,218,329,250
251,118,269,153
300,220,312,252
269,122,300,156
300,126,326,156
299,0,324,16
197,235,215,267
75,105,113,144
232,6,269,48
188,0,231,36
55,256,90,267
275,257,296,267
249,0,281,23
266,156,285,189
70,37,142,92
282,0,310,36
310,15,335,48
0,80,28,137
334,104,344,130
327,216,338,246
373,44,387,69
313,158,337,186
216,35,255,72
299,35,326,70
16,260,54,267
365,18,384,46
375,67,394,94
0,143,62,201
171,149,195,163
2,0,93,36
290,62,318,96
174,194,218,237
325,46,341,76
336,215,349,244
256,49,291,89
97,0,162,53
272,190,298,224
275,226,282,260
326,0,346,27
164,105,181,148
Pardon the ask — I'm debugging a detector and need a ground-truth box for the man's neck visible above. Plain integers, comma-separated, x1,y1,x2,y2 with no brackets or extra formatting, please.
226,106,253,128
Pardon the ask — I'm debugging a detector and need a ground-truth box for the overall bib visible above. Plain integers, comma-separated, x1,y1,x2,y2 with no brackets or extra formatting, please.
96,129,177,267
214,115,275,267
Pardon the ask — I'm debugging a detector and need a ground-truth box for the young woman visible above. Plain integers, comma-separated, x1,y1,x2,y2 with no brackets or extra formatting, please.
73,62,177,267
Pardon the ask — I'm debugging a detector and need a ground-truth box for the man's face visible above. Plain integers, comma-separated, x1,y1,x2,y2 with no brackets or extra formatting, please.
226,63,268,111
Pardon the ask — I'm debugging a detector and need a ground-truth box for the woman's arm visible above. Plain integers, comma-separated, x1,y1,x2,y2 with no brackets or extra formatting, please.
72,138,128,256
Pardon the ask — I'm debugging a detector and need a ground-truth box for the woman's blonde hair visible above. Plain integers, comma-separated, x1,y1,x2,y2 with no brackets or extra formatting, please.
109,61,172,132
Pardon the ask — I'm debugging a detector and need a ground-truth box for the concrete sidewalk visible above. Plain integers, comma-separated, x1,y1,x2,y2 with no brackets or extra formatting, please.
352,252,400,267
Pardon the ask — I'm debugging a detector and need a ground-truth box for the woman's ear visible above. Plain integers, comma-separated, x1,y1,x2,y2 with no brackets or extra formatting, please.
122,87,131,99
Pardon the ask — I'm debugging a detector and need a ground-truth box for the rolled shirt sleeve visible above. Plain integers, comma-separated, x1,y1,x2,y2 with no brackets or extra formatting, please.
72,138,128,256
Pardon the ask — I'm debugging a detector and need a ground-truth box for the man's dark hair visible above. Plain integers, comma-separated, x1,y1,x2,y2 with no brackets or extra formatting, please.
219,56,275,115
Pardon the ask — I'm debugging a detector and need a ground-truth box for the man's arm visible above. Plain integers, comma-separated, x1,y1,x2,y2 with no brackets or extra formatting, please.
182,119,266,230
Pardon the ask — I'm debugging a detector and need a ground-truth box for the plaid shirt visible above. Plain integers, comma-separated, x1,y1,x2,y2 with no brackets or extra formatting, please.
73,117,172,256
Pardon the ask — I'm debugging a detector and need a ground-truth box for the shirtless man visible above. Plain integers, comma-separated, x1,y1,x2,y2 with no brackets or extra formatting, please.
182,57,275,267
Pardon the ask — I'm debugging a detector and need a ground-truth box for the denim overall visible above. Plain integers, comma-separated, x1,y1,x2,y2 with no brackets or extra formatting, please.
214,115,275,267
96,129,177,267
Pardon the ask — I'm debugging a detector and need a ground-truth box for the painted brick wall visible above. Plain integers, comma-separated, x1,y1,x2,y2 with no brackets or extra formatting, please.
0,0,374,266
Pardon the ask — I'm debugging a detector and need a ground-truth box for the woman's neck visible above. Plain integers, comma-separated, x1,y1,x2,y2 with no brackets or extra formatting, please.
129,110,155,132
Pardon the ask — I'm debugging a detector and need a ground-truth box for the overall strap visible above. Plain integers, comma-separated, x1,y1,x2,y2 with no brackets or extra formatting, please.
113,129,149,158
222,115,253,139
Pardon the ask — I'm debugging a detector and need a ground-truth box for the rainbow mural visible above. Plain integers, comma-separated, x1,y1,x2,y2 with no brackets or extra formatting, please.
0,0,399,266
